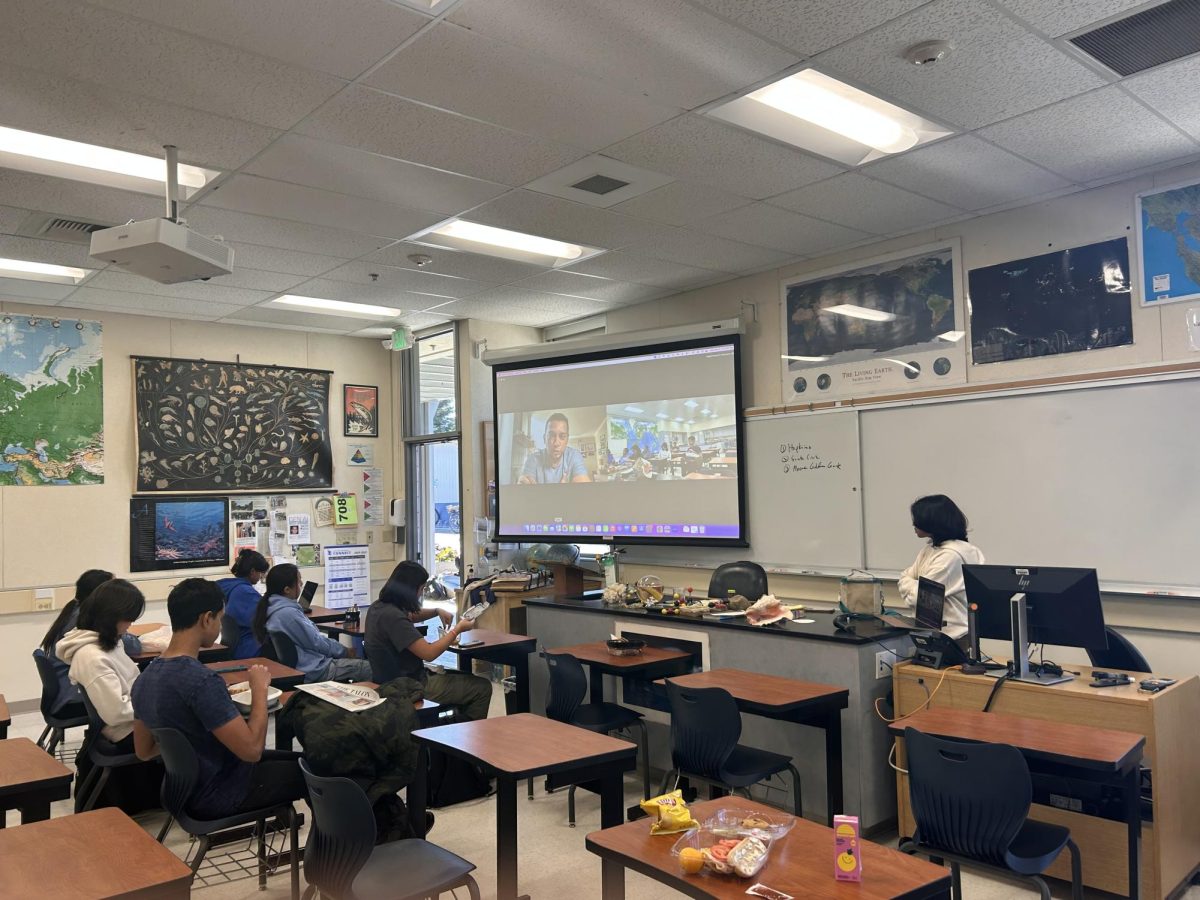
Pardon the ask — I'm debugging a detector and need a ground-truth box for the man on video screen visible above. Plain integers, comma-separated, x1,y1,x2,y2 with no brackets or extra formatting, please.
518,412,592,484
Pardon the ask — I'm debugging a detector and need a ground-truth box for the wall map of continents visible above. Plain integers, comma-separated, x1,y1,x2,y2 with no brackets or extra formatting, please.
134,357,333,493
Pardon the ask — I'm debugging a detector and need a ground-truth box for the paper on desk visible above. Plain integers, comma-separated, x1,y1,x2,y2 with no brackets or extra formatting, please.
137,625,172,652
296,681,385,713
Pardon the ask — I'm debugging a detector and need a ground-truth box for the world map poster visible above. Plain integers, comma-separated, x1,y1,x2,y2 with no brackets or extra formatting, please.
0,317,104,486
1137,179,1200,306
781,243,966,403
134,356,333,494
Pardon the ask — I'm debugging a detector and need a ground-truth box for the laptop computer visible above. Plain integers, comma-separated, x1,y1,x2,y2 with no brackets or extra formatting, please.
878,577,946,630
298,581,319,612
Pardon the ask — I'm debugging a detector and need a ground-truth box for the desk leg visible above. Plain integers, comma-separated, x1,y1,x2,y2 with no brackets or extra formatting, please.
589,667,604,705
409,745,428,840
824,708,844,826
496,775,522,900
601,864,626,900
274,717,294,752
20,801,51,824
599,767,624,900
1125,767,1141,900
513,656,531,715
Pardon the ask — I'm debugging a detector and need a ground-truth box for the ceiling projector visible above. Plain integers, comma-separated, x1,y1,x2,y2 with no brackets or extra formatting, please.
89,217,233,284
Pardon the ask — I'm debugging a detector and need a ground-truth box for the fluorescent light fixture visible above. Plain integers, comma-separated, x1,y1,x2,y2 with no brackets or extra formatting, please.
673,417,684,423
272,295,403,320
684,399,699,408
0,257,91,285
655,412,670,419
782,354,830,362
406,218,603,268
687,419,695,425
700,408,712,415
0,126,219,198
937,330,966,342
706,69,952,166
623,405,644,414
824,304,897,323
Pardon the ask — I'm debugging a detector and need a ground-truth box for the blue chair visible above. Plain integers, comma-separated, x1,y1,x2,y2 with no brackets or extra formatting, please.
542,651,650,826
74,690,149,814
662,680,801,815
900,727,1083,900
1087,626,1151,673
299,759,479,900
32,649,89,756
154,728,301,900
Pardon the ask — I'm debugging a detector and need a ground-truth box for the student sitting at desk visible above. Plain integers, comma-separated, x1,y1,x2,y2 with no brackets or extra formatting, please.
132,579,307,819
898,494,985,638
253,563,373,683
365,560,492,721
217,549,269,659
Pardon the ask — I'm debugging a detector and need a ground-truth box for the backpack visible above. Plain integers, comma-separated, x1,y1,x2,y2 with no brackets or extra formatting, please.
425,748,493,808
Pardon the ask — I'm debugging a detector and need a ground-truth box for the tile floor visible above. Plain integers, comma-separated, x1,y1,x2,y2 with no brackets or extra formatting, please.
5,687,1194,900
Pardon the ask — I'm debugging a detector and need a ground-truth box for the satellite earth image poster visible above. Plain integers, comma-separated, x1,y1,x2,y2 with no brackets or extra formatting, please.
781,243,965,402
1137,179,1200,306
0,317,104,486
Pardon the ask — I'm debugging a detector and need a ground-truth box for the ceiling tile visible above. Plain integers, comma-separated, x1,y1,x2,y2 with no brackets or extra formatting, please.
864,135,1072,210
363,242,548,284
448,0,799,109
562,250,731,288
605,115,845,199
1,0,345,130
978,86,1199,183
685,0,928,55
770,173,965,234
66,286,247,317
0,171,161,227
180,207,393,258
86,0,428,79
512,271,664,303
287,277,446,310
992,0,1153,36
205,267,308,294
320,260,495,298
86,270,274,306
433,293,608,326
365,22,680,149
393,311,454,330
0,234,98,269
199,174,443,239
296,85,583,186
244,134,508,215
0,278,79,302
221,242,348,278
0,206,31,233
693,203,872,255
634,228,794,271
612,180,752,227
814,0,1106,130
0,61,280,171
222,306,394,332
1125,54,1200,143
463,191,670,251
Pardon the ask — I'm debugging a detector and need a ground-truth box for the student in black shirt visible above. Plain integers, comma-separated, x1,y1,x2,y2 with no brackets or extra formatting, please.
131,578,307,819
364,561,492,721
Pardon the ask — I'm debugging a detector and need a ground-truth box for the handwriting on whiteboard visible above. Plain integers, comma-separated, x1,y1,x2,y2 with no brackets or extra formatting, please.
779,441,843,475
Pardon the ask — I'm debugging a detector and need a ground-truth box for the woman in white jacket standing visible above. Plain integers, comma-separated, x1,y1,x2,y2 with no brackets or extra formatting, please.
58,579,146,745
898,495,985,639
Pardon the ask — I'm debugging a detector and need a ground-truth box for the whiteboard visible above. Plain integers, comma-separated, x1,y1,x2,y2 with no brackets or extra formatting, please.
861,377,1200,590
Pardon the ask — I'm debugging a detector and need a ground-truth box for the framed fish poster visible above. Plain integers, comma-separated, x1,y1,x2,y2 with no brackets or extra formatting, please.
343,384,378,437
133,356,333,494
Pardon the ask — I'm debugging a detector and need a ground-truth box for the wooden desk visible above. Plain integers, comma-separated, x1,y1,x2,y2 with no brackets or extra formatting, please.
411,713,636,900
547,641,693,704
303,605,344,624
0,807,192,898
891,662,1199,899
891,705,1145,900
128,622,231,667
0,737,73,825
449,630,537,714
0,694,9,740
586,797,951,900
658,669,849,826
128,621,163,637
205,657,305,690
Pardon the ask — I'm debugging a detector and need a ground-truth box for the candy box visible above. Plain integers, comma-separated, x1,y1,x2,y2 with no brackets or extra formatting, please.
834,814,862,881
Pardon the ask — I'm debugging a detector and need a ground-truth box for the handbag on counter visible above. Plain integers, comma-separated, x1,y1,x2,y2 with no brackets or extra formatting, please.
838,569,884,618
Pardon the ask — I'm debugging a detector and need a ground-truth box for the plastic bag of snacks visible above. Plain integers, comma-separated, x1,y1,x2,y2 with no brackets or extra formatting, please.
639,790,700,835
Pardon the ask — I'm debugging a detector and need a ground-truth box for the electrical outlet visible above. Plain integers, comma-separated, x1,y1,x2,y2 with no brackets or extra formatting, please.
365,529,374,545
35,597,54,611
875,650,891,680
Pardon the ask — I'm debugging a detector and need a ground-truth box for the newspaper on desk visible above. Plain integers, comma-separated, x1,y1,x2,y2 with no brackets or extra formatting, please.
295,681,386,713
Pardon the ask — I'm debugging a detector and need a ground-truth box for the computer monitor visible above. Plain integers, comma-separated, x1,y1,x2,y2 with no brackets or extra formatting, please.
963,565,1108,685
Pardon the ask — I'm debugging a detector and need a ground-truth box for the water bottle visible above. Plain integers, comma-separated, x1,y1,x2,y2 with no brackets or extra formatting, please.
349,602,360,627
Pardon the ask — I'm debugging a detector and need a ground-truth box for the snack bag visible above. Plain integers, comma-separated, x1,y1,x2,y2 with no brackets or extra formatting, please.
640,790,700,835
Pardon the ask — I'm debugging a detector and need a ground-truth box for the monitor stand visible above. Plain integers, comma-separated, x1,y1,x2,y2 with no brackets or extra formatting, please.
1007,592,1072,686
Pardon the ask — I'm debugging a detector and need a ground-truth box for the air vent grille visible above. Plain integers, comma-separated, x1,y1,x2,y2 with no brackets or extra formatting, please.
28,215,111,244
570,174,631,196
1070,0,1200,77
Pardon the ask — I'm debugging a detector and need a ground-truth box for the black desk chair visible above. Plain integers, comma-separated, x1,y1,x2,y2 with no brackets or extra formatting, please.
75,690,145,813
542,651,650,826
662,681,801,816
299,759,479,900
31,648,89,756
1087,626,1151,673
219,614,243,655
707,561,768,602
900,727,1083,900
154,728,301,900
270,631,300,668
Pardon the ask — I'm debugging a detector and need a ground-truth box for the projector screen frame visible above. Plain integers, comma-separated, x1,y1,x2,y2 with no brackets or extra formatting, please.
491,333,748,548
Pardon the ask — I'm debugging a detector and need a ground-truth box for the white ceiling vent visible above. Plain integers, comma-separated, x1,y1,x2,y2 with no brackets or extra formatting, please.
1069,0,1200,77
18,212,114,244
524,155,675,208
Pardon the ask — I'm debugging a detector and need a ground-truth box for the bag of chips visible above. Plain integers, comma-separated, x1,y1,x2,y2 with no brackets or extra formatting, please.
640,790,700,835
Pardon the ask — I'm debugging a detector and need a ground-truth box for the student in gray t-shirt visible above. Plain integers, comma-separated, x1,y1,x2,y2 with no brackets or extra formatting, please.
518,412,592,484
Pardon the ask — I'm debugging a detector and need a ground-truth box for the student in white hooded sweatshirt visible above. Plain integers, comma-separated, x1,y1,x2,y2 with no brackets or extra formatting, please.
898,495,985,639
57,578,146,746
